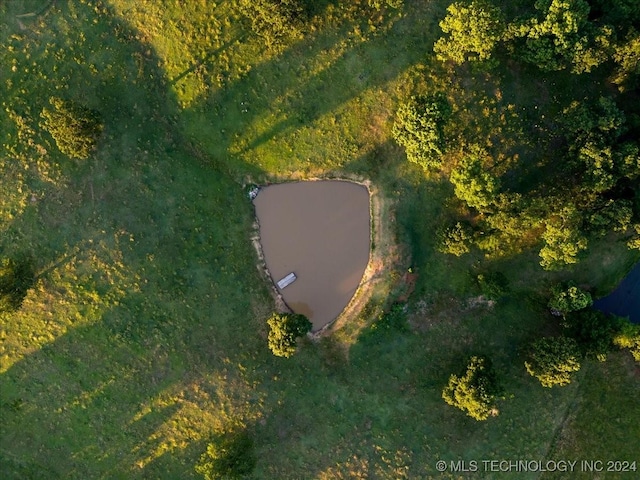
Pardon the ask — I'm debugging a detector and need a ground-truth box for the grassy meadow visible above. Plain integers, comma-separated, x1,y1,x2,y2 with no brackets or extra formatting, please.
1,0,638,478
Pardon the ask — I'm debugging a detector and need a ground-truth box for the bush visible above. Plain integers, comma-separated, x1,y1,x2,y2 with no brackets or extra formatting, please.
40,97,103,159
475,271,509,300
0,256,35,313
442,355,501,420
238,0,305,50
525,336,582,387
195,431,255,480
267,312,312,357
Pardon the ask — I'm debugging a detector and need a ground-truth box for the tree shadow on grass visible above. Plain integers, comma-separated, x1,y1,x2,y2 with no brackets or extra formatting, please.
183,2,441,177
1,1,272,478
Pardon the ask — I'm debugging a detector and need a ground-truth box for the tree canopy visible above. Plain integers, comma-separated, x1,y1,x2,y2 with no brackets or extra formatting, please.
266,312,312,357
392,94,452,171
525,336,582,387
434,0,505,65
442,355,501,420
548,283,592,316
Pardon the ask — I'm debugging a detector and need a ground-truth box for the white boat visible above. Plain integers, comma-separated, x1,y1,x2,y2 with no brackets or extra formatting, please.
277,272,297,289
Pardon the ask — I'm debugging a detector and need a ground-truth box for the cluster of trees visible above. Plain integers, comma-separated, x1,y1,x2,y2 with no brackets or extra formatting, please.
444,282,638,418
434,0,640,80
395,0,640,270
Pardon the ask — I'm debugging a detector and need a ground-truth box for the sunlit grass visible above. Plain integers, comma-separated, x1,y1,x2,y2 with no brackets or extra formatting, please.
0,0,638,478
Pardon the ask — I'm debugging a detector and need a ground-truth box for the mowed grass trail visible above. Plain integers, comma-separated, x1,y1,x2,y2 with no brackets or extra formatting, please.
1,0,638,478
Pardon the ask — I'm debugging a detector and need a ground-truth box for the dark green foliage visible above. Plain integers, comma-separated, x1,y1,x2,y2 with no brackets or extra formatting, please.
612,30,640,92
40,97,103,159
547,283,592,316
434,0,505,65
238,0,304,50
613,321,640,361
392,94,452,171
475,271,509,300
195,431,256,480
0,256,35,313
562,97,626,148
566,310,625,361
525,336,582,387
266,312,312,357
442,355,501,420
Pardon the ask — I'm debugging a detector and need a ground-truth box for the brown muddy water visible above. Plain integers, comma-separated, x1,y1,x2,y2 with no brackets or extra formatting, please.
253,181,370,331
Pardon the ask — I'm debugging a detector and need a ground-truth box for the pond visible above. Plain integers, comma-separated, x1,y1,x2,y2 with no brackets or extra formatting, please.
593,262,640,324
253,181,370,331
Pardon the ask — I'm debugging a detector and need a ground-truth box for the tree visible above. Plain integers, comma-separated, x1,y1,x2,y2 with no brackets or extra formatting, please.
525,336,582,387
437,222,473,256
267,312,312,357
548,283,592,316
539,207,588,270
449,146,500,211
613,321,640,361
442,355,501,420
392,94,452,171
434,0,505,66
512,0,594,72
195,431,256,480
40,97,103,159
238,0,304,50
0,256,35,313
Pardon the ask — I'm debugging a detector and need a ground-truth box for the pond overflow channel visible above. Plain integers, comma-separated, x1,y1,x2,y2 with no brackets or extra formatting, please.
252,181,371,331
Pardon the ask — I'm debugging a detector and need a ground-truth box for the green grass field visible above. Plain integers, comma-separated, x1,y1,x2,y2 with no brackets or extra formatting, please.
1,0,638,478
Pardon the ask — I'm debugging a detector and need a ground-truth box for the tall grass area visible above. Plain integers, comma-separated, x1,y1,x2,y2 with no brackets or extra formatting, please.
1,0,638,478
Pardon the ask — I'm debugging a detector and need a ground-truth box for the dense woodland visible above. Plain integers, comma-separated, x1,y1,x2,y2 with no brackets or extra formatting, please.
1,0,639,478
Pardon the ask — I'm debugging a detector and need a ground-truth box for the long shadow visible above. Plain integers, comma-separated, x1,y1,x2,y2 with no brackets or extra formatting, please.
0,1,272,478
183,1,443,177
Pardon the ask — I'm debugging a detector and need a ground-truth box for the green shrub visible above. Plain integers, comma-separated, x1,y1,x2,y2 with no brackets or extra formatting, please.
437,222,473,257
40,97,103,159
475,271,509,300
